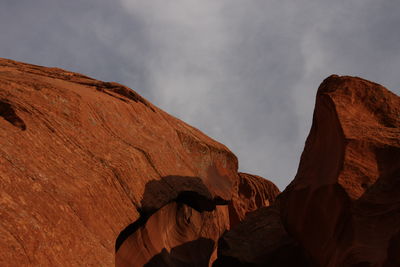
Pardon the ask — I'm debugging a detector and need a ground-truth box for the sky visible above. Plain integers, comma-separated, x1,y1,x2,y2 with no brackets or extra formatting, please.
1,0,399,189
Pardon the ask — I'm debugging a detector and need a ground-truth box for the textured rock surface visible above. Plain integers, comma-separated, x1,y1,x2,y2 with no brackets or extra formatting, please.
228,172,280,227
116,202,228,267
280,75,400,266
3,59,399,267
116,172,278,266
0,58,277,266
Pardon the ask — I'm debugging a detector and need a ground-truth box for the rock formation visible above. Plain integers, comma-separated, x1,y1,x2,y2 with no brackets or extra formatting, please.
0,58,278,266
215,75,400,266
1,59,399,266
280,75,400,266
229,172,280,227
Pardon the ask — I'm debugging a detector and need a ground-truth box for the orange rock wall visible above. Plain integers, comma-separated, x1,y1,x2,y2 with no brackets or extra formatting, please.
0,59,278,266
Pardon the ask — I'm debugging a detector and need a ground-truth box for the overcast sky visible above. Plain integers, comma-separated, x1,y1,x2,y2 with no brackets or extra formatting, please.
1,0,399,189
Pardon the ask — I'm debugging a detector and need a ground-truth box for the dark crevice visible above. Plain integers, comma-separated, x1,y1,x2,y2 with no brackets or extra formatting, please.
0,100,26,130
95,82,155,112
115,214,148,252
97,88,129,103
176,191,228,212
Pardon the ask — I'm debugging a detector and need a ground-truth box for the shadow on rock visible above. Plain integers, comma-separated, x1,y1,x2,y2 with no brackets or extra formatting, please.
144,238,215,267
115,175,228,252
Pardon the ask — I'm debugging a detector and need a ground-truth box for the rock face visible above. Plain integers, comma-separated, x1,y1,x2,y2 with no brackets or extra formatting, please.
214,75,400,267
0,58,278,266
229,172,280,227
279,75,400,266
2,59,399,267
115,172,279,266
214,204,310,267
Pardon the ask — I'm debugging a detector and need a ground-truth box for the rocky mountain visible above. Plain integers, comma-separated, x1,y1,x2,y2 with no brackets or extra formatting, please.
1,59,399,266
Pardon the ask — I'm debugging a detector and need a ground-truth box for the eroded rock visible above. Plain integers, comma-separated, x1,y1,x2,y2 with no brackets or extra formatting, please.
213,75,400,267
280,75,400,266
0,58,279,266
228,172,280,227
3,58,398,267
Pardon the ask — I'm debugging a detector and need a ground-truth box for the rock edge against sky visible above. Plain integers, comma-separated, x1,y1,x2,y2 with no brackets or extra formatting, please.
0,58,399,266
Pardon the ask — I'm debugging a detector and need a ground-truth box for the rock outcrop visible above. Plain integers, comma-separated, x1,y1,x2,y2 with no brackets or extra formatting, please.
215,75,400,266
0,58,278,266
280,75,400,266
2,59,399,267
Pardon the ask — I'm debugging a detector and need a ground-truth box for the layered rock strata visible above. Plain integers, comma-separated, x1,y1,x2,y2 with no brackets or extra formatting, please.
0,58,278,266
2,58,399,266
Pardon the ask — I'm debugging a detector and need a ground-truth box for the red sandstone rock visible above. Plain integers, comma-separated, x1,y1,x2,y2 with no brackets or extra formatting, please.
0,58,278,266
7,59,398,267
280,75,400,266
228,172,280,227
213,75,400,267
117,203,229,267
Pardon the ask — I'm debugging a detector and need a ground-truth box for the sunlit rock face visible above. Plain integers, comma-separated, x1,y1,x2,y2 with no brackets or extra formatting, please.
0,58,277,267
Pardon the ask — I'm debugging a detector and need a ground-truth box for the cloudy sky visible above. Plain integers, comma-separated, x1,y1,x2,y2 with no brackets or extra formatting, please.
1,0,399,189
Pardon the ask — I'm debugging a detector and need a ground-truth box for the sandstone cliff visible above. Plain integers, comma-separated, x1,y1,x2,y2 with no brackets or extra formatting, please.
280,75,400,266
2,59,399,267
216,75,400,266
0,58,278,266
